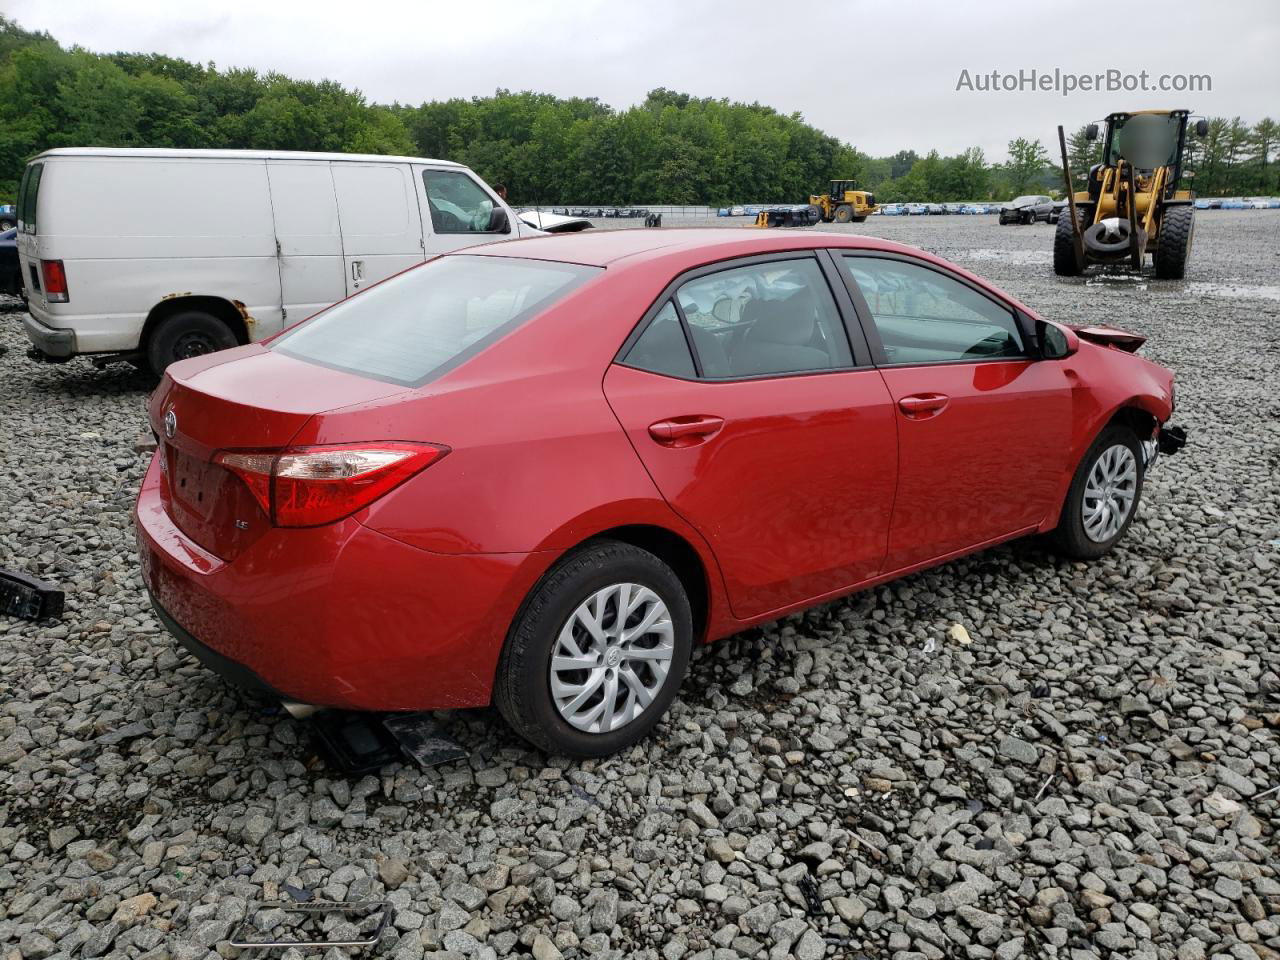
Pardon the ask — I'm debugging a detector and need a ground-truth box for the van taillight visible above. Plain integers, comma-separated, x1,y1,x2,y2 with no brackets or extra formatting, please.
40,260,68,303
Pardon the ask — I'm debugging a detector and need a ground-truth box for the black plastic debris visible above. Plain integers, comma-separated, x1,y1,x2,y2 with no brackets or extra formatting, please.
311,713,404,776
381,713,467,769
282,884,312,903
797,871,824,917
229,901,392,951
310,711,467,775
0,568,64,621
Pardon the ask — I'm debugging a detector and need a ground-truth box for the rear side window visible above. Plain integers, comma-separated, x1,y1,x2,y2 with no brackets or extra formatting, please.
675,258,852,378
274,255,599,386
17,163,42,233
423,170,509,235
623,302,695,378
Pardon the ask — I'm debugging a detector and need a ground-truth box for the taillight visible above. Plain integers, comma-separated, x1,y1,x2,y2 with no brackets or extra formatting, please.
40,260,68,303
214,442,448,527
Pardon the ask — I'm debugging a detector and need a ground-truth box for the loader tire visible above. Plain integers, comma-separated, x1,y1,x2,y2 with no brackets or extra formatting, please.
1053,207,1083,276
1154,205,1194,279
834,204,854,224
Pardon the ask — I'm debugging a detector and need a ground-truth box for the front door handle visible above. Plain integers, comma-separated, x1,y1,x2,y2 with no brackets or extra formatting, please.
898,393,950,419
648,415,725,445
350,260,365,285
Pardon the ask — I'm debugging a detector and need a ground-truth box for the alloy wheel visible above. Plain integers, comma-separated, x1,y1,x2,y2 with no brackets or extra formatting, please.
1082,444,1138,542
549,582,675,734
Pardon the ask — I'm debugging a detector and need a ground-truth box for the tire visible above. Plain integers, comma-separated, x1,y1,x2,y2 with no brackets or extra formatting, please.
833,204,853,224
1154,205,1194,279
1051,425,1145,560
146,309,239,375
0,219,14,231
1054,207,1083,276
493,540,693,758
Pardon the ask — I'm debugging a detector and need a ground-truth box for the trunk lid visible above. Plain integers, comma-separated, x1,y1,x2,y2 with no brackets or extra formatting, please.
149,345,410,559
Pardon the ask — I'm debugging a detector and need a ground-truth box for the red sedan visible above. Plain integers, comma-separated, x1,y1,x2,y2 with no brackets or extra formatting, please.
134,230,1183,757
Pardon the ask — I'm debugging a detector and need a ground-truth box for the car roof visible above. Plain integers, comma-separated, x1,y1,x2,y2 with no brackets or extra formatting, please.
462,228,925,268
31,147,464,167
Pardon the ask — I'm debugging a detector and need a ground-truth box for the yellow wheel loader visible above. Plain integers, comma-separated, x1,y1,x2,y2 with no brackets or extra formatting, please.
1054,109,1207,279
809,180,878,224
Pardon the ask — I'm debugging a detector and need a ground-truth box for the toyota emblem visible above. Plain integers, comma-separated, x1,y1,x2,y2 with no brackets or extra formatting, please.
164,409,177,439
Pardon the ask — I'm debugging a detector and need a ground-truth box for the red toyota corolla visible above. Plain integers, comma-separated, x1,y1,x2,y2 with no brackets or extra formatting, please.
134,229,1184,757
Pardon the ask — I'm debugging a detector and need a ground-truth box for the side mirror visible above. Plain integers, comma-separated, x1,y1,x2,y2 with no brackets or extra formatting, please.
1194,118,1209,138
1038,320,1078,360
487,207,510,233
1085,123,1099,141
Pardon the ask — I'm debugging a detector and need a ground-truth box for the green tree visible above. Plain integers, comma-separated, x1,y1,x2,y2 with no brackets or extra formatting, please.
1003,137,1049,195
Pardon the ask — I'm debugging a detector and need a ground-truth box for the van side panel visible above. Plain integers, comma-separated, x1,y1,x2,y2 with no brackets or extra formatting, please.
267,162,346,326
27,157,282,352
330,162,424,293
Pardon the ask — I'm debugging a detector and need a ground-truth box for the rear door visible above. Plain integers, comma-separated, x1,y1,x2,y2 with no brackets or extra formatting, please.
331,162,423,294
267,161,346,322
414,166,516,255
837,252,1072,570
603,253,898,621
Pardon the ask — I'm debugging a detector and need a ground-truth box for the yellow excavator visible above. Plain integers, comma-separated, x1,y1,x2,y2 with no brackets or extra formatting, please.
1054,109,1207,278
809,179,878,223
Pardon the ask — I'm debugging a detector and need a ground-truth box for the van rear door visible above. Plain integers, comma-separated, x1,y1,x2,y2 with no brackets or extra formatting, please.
267,161,346,322
331,162,424,295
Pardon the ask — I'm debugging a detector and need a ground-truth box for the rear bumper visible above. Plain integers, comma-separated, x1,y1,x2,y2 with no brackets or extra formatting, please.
133,453,553,711
22,310,76,358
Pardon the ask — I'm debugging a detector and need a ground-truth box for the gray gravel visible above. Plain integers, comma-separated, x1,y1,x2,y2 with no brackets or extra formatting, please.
1,210,1278,960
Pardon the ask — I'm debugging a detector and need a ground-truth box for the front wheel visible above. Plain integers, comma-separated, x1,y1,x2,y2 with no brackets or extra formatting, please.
494,540,692,757
1051,425,1145,560
833,204,854,224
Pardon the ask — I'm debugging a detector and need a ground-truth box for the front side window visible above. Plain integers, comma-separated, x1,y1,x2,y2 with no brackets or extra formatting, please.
274,255,598,386
423,170,508,234
842,256,1024,364
674,259,852,378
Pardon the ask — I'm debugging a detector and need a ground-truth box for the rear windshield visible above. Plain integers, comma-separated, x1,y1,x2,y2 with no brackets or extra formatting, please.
273,254,599,386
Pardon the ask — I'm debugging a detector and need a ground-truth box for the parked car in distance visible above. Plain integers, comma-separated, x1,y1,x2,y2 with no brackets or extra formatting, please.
1,227,22,299
0,204,15,231
1221,198,1247,209
15,148,536,375
999,195,1055,224
136,228,1184,757
925,203,945,215
880,204,904,216
904,203,929,215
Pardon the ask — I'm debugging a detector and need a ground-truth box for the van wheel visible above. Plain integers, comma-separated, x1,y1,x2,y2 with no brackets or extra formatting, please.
494,540,692,758
146,310,238,375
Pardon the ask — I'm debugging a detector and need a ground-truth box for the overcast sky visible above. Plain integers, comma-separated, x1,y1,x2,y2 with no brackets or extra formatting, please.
8,0,1278,161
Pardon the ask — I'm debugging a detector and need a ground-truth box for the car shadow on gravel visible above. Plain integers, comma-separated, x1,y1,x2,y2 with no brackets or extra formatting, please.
25,360,156,397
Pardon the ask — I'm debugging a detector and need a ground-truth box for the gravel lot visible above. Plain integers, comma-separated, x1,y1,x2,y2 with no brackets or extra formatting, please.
1,211,1277,960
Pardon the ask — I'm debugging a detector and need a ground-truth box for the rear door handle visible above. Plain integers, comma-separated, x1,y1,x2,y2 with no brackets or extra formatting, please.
898,393,950,419
648,415,725,444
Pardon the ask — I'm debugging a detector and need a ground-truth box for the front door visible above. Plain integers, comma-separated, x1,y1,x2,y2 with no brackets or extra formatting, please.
331,162,423,295
837,252,1072,571
414,166,517,255
604,255,899,621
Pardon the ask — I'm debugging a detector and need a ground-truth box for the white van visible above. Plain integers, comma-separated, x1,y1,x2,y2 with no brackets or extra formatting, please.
15,148,538,373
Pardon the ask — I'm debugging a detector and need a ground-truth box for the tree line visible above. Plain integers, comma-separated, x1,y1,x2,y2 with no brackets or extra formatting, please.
1,16,1274,206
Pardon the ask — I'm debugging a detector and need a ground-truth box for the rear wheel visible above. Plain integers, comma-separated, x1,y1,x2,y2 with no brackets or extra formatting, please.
833,204,853,224
1051,425,1145,560
146,310,239,375
1053,208,1083,276
494,540,693,757
0,219,14,231
1154,205,1194,279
